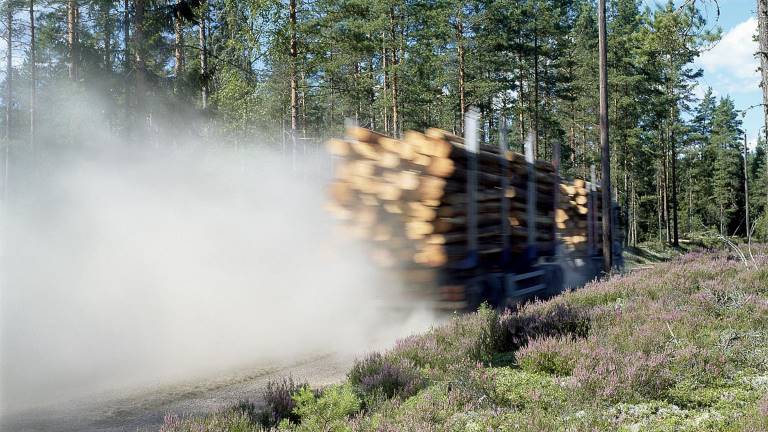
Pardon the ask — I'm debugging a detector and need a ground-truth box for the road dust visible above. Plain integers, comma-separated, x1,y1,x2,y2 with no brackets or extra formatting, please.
0,128,436,415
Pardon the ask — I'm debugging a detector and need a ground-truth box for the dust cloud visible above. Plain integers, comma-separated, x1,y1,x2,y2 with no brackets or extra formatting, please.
0,127,435,414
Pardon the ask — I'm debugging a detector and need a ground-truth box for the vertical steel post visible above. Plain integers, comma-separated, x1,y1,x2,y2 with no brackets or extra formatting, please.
525,131,537,261
499,118,510,263
465,108,480,261
553,140,561,257
589,165,596,256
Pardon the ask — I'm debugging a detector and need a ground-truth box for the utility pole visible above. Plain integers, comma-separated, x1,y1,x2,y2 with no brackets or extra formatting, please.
598,0,612,271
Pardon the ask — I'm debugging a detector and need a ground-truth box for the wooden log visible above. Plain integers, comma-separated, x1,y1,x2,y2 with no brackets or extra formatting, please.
326,138,351,156
348,126,387,144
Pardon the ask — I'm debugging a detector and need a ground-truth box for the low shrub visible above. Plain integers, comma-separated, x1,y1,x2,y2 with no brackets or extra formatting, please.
570,346,673,403
516,335,579,376
501,302,590,352
292,384,361,432
260,376,306,427
348,352,423,402
490,367,567,410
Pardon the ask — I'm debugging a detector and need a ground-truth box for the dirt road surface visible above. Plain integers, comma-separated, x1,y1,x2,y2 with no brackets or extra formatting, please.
0,353,353,432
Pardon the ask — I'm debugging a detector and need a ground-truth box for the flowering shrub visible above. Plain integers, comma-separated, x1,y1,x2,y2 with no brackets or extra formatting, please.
501,302,590,352
348,352,423,402
259,376,306,426
516,335,579,376
569,345,673,403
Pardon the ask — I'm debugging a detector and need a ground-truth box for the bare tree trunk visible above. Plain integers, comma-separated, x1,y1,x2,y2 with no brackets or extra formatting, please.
5,7,12,141
658,171,664,241
744,133,751,242
133,0,146,122
123,0,129,73
758,0,768,209
67,0,78,81
382,34,388,134
389,8,399,138
368,60,375,129
663,155,670,243
455,10,465,134
198,2,208,109
104,3,112,72
29,0,35,150
671,120,679,247
3,5,12,205
174,17,183,77
598,0,612,270
289,0,298,132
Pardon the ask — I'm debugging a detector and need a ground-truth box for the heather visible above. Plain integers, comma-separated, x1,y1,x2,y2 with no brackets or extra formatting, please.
161,250,768,431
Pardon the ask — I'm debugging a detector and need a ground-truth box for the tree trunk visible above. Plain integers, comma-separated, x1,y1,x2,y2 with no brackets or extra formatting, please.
123,0,129,73
104,3,112,72
289,0,298,132
29,0,36,150
671,117,679,247
382,34,388,134
598,0,612,270
663,150,670,243
67,0,78,81
455,10,466,135
174,17,183,77
744,133,751,242
389,8,399,138
198,2,208,109
133,0,147,124
758,0,768,209
5,7,12,141
3,5,11,205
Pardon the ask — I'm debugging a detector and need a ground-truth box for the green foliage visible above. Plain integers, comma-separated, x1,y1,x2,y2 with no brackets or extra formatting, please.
291,384,361,432
490,368,567,409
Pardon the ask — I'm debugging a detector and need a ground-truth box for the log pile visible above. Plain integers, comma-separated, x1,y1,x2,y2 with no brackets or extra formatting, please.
557,179,604,254
325,126,603,274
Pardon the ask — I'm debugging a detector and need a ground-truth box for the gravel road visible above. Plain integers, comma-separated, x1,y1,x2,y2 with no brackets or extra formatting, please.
0,353,353,432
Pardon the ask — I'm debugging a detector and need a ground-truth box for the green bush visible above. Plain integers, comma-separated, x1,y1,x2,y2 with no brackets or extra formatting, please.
490,368,567,410
291,384,361,432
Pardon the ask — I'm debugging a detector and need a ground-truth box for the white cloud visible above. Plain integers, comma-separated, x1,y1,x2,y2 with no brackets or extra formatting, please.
697,17,760,94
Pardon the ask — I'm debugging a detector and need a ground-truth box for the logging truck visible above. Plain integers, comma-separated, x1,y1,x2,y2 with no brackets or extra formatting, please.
326,110,622,311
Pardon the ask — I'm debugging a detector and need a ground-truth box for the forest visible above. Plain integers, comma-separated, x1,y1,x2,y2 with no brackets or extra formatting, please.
0,0,764,245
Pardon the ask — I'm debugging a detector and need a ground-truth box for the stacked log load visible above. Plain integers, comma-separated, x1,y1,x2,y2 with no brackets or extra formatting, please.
325,126,603,275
